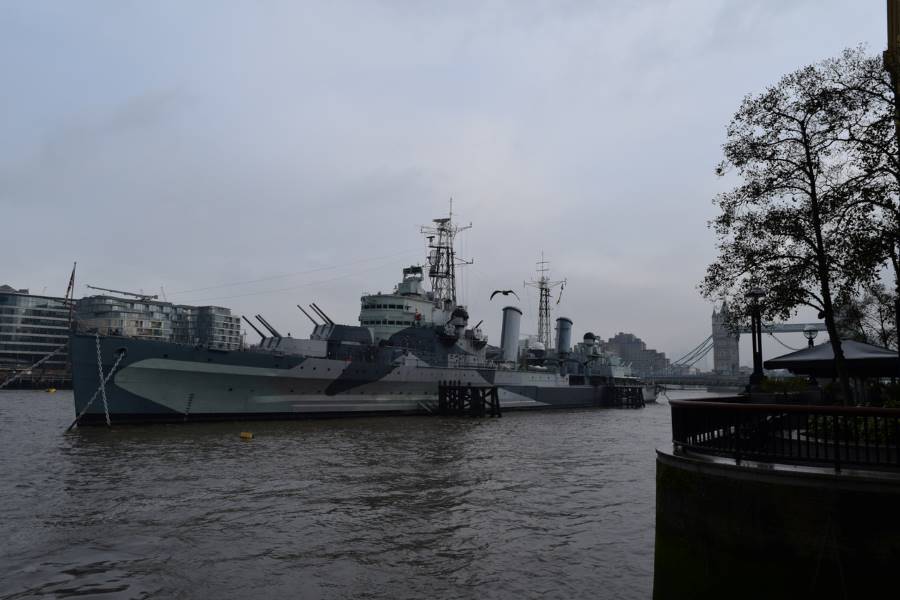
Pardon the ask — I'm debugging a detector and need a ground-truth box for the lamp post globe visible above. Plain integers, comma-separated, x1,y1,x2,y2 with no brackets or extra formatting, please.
803,325,818,348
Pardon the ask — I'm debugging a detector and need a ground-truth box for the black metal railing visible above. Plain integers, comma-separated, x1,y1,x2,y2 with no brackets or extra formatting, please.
670,399,900,471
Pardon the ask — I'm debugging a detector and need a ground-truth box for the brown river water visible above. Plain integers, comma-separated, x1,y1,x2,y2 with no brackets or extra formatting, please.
0,389,720,599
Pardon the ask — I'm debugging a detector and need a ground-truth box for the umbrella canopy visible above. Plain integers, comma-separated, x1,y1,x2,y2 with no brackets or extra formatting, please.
764,340,899,378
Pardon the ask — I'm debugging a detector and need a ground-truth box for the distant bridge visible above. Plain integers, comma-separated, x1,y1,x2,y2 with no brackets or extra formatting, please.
644,374,748,388
738,323,827,334
670,322,827,372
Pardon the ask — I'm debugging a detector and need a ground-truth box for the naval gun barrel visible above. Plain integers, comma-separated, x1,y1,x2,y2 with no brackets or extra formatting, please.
297,305,320,326
255,314,282,338
310,303,334,325
242,315,266,340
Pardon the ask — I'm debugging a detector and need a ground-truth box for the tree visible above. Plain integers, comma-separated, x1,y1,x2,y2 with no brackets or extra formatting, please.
701,54,882,403
835,283,897,348
818,48,900,360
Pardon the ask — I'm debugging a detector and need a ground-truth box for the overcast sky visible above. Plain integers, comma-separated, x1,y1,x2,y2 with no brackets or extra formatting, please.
0,1,885,367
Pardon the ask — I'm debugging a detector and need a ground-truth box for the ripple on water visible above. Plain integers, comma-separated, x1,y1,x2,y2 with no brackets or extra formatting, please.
0,390,720,599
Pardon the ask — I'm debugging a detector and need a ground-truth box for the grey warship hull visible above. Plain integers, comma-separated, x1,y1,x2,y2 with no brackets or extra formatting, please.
71,333,649,425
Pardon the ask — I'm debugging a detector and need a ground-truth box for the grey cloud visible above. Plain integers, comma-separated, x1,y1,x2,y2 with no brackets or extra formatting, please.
0,0,884,368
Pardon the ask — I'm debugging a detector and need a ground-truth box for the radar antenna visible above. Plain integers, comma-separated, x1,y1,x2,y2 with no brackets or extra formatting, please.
420,201,472,309
524,253,566,348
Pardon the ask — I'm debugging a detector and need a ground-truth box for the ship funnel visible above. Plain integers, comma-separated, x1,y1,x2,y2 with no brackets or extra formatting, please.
556,317,573,355
500,306,522,363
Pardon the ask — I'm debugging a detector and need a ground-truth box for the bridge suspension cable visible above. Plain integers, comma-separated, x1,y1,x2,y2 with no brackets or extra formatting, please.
767,332,803,352
672,335,714,368
680,340,714,368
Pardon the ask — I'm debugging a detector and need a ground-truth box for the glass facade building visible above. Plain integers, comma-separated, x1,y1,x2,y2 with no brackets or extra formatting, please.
196,306,242,349
0,285,71,380
1,286,243,386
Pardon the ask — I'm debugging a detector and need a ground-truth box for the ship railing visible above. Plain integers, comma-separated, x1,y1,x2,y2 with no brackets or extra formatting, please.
670,399,900,471
400,350,498,370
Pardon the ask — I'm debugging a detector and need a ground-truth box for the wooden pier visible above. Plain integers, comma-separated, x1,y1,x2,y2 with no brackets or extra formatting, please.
610,386,645,408
437,381,501,417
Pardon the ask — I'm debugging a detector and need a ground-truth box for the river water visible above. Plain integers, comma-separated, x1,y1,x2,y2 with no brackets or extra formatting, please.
0,389,719,599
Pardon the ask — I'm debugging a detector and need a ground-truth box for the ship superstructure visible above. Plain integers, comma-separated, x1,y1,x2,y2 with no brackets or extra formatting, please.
70,212,652,425
358,216,477,343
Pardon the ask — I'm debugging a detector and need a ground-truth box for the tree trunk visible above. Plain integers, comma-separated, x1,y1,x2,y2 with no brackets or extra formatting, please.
822,307,853,405
802,126,854,405
890,56,900,379
817,254,853,404
895,272,900,354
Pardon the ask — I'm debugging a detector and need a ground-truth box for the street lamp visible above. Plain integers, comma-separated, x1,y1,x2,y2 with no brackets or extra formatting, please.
746,287,766,387
803,325,818,349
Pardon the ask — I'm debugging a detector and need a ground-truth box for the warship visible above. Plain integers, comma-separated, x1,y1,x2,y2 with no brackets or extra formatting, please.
70,214,654,424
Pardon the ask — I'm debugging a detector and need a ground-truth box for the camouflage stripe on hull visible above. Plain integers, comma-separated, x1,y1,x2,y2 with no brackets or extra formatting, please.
71,334,641,424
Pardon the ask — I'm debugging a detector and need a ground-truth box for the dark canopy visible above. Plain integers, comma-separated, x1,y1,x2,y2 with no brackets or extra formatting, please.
764,340,899,378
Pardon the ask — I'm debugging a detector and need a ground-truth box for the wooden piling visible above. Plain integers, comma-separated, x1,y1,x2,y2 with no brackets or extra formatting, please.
436,381,501,417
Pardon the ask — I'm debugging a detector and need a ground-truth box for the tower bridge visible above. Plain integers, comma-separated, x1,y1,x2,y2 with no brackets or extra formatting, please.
658,303,827,376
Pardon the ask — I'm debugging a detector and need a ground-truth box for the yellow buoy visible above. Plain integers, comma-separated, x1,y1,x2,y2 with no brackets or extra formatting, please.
240,431,253,440
45,388,56,393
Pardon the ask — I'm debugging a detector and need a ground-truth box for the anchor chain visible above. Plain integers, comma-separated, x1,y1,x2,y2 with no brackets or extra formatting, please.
95,334,112,426
66,336,126,431
0,342,68,389
183,392,195,421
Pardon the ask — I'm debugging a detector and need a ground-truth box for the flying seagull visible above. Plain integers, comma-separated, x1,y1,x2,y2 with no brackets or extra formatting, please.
490,289,520,301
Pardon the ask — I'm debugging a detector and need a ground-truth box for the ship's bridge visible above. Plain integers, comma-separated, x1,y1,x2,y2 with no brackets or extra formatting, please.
359,266,439,342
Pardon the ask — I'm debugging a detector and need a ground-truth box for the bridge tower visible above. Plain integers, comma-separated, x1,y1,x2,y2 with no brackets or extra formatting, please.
712,302,739,374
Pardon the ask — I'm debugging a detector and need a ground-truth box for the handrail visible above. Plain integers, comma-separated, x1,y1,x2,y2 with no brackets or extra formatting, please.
670,399,900,417
669,399,900,471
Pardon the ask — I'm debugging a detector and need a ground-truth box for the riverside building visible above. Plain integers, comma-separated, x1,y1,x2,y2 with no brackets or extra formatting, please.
0,285,71,383
601,332,671,377
1,285,243,387
76,296,243,350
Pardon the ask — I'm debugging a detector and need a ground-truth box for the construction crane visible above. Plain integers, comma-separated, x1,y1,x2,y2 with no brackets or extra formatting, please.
64,262,77,327
85,285,158,300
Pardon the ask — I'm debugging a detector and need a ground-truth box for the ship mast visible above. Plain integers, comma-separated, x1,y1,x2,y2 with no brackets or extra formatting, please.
420,202,472,309
524,253,565,348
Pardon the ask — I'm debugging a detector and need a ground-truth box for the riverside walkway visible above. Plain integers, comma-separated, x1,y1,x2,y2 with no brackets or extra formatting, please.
654,397,900,600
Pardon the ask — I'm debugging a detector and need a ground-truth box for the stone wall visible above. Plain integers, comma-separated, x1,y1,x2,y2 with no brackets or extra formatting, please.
654,451,900,599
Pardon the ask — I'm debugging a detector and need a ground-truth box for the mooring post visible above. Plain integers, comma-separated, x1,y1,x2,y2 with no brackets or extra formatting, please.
470,384,482,417
491,387,501,417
